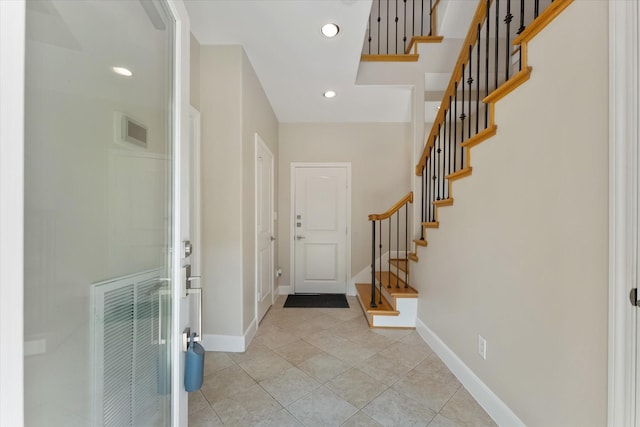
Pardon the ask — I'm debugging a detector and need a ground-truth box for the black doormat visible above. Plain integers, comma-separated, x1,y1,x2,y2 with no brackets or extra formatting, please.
283,294,349,308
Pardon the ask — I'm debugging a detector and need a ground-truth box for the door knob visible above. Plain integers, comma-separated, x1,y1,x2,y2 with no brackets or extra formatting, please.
296,235,306,240
270,236,276,241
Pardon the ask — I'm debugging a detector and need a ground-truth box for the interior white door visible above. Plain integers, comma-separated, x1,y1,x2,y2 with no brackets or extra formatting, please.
256,135,274,321
293,166,349,294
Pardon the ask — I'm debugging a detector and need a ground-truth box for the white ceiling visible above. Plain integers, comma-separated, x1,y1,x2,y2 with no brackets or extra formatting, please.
185,0,473,124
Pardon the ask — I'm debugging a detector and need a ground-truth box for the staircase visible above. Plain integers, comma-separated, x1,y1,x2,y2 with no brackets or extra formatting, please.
356,259,419,328
356,0,574,329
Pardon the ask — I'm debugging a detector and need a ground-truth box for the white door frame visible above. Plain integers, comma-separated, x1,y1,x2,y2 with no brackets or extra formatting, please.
190,106,202,281
0,1,191,425
290,162,352,295
255,134,275,323
608,1,639,426
0,1,25,425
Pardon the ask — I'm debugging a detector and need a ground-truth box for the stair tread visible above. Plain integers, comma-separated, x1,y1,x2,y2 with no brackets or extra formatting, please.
355,283,399,315
422,221,439,228
389,258,409,273
374,272,418,297
414,238,428,247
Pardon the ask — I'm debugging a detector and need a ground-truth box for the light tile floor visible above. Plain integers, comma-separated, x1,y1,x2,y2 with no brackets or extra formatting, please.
189,295,497,427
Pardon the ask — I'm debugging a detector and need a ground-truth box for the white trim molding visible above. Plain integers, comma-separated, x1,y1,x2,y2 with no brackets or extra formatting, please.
608,1,639,426
202,318,257,353
416,319,526,427
279,285,292,295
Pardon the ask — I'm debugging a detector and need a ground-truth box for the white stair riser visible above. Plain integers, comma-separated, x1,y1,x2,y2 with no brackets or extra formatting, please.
371,298,417,328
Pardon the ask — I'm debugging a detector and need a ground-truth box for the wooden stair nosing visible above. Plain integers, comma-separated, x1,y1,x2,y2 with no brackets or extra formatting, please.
433,198,453,207
355,283,399,317
413,238,428,247
408,252,419,262
422,221,439,228
361,54,419,62
446,167,472,182
405,35,445,54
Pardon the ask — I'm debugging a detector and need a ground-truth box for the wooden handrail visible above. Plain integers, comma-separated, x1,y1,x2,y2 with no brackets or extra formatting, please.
369,192,413,221
416,0,491,175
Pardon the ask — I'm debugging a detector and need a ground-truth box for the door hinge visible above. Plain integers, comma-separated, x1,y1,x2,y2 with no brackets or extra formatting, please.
631,288,639,307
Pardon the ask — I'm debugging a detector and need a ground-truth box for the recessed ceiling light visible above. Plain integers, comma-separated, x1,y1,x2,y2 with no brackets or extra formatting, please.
112,66,133,77
321,23,340,38
323,90,337,98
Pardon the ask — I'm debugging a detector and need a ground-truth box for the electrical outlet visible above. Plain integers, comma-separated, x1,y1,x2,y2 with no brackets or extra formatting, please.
478,335,487,360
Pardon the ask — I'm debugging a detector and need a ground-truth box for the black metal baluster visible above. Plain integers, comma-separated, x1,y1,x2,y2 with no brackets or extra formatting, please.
395,212,399,288
377,0,381,54
442,109,447,199
420,166,425,239
485,0,490,128
431,144,436,216
385,218,390,288
404,203,408,288
534,0,540,19
395,0,399,54
505,0,512,82
428,0,432,35
436,125,441,201
460,64,467,147
476,23,481,135
378,220,382,304
448,97,453,181
453,82,458,171
421,0,424,35
370,220,377,308
368,13,372,54
387,0,390,54
425,158,430,223
467,45,473,141
425,150,430,222
412,0,415,43
495,0,500,91
403,0,407,52
517,0,525,34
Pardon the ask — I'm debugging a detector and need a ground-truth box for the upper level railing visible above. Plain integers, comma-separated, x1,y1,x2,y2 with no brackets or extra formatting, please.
362,0,442,58
415,0,564,239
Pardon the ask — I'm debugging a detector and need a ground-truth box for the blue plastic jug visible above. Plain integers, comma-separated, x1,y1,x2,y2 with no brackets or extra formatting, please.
184,333,205,392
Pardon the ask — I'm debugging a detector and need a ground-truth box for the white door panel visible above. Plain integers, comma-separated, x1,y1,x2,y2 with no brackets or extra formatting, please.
256,135,274,321
293,165,349,294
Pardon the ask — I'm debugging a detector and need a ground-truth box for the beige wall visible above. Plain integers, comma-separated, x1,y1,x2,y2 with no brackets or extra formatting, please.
241,50,279,331
200,45,243,336
278,123,412,290
199,45,278,339
412,2,609,425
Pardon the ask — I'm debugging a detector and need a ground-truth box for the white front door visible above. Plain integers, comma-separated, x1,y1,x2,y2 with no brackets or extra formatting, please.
292,164,350,294
256,135,274,321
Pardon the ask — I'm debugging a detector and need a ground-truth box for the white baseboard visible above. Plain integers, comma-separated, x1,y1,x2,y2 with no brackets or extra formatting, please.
279,285,291,295
415,318,526,427
202,318,258,353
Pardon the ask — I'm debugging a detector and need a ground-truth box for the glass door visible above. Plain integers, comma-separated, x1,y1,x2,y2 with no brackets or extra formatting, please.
24,1,174,425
